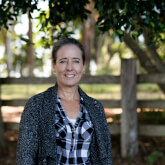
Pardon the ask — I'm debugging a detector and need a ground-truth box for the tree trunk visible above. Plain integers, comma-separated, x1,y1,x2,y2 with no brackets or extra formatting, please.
27,11,34,77
95,33,103,64
0,79,4,148
105,35,114,65
0,108,4,148
1,28,13,77
82,0,95,74
143,29,165,72
82,20,90,73
124,33,165,93
121,59,138,158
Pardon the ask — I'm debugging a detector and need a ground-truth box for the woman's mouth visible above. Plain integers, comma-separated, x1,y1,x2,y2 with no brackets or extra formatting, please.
65,74,75,78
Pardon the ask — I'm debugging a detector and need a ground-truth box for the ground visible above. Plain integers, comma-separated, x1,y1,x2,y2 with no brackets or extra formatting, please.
0,107,165,165
1,130,165,165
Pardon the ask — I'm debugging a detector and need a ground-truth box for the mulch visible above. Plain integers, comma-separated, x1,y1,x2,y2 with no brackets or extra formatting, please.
0,107,165,164
0,130,165,165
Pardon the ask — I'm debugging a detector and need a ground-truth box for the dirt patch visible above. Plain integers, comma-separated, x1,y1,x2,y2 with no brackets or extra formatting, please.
1,107,165,164
0,131,165,165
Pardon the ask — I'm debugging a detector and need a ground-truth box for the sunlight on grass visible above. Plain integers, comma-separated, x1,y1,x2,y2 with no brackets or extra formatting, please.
137,84,160,92
1,84,52,99
1,84,165,100
137,84,165,99
80,84,121,93
1,84,121,100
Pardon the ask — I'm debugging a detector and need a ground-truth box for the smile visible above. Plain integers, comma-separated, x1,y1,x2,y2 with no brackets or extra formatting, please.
65,74,75,78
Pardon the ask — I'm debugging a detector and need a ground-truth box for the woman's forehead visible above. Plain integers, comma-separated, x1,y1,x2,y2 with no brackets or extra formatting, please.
58,44,81,51
56,44,82,58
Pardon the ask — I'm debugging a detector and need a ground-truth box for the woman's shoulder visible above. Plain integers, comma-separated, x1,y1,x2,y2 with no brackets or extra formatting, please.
25,85,57,109
79,87,103,108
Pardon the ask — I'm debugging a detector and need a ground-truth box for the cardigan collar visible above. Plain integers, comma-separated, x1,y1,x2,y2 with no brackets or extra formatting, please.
42,84,107,160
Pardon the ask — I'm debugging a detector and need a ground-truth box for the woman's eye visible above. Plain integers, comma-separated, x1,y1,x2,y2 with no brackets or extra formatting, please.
60,60,66,63
73,60,80,63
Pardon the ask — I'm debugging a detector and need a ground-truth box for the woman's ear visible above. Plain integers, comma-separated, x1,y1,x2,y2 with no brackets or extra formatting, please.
82,66,85,73
52,61,56,73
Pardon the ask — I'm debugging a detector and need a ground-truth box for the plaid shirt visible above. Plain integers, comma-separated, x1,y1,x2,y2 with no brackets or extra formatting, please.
55,96,94,165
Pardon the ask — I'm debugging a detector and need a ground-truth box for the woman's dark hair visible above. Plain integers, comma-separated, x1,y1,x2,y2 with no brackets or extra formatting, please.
52,38,85,65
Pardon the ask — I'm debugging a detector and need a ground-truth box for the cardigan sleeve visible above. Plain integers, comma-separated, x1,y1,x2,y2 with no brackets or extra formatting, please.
97,101,113,165
16,94,42,165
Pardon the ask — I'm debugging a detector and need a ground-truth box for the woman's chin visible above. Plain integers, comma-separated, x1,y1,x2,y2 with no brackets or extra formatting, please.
59,82,79,88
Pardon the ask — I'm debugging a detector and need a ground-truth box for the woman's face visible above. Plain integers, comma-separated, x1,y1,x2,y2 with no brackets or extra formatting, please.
53,44,85,88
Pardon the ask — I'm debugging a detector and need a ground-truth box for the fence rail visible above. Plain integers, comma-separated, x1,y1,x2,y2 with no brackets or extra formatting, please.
1,74,165,136
1,74,165,109
3,122,165,137
2,99,165,109
1,73,165,84
1,64,165,157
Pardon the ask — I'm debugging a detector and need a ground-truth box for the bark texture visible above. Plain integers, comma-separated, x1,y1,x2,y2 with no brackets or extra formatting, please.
82,0,95,74
124,33,165,93
27,11,34,77
121,59,138,158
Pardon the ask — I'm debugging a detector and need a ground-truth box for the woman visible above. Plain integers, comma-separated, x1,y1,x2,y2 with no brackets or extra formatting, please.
16,38,113,165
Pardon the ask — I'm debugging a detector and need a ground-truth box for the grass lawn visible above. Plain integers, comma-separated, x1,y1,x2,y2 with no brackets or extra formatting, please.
1,83,165,100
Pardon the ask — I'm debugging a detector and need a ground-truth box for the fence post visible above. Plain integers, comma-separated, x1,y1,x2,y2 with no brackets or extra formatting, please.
121,58,138,158
0,77,5,147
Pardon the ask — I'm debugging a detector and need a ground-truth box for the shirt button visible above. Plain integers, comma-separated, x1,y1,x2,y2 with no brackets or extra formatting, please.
43,158,46,162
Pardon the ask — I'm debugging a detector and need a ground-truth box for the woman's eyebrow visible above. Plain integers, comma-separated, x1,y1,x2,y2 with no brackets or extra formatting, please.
59,58,67,61
59,57,80,60
73,58,80,60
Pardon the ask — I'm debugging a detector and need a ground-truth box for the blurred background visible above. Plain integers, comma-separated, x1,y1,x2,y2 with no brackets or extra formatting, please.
0,0,165,164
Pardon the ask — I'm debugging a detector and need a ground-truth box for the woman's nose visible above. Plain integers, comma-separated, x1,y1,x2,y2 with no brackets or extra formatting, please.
66,61,73,70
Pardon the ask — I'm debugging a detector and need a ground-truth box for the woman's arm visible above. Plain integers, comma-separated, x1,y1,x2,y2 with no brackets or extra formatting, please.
16,95,41,165
98,101,113,165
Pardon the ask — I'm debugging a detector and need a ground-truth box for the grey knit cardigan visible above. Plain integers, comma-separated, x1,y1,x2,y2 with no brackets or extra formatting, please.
16,84,113,165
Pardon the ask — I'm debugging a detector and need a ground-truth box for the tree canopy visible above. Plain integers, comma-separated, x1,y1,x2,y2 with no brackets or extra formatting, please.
1,0,165,42
1,0,165,78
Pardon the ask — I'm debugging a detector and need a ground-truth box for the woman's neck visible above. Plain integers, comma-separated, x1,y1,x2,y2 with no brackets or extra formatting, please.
57,85,80,101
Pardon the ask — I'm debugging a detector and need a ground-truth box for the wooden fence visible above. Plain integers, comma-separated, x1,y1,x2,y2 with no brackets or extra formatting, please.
1,59,165,157
1,74,165,108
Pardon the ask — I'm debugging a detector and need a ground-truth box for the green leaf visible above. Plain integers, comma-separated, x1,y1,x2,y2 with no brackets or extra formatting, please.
120,10,126,16
116,29,123,35
150,22,155,28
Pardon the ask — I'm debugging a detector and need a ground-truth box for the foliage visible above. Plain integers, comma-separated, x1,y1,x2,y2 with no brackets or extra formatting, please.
138,111,165,124
0,0,39,29
137,84,160,93
1,0,165,77
1,0,165,42
109,111,165,124
95,0,165,41
48,0,90,26
148,151,165,165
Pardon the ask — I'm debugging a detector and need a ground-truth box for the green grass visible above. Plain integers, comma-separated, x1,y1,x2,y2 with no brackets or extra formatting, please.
138,111,165,124
1,84,51,99
137,84,160,92
1,84,165,100
137,84,165,99
80,84,120,93
1,84,121,100
108,111,165,124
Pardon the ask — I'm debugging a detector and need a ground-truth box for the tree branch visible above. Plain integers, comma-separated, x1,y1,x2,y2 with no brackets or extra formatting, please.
124,32,165,93
143,29,165,72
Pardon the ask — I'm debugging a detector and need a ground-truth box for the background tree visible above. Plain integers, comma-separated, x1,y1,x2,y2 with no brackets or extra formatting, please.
27,10,34,77
94,0,165,92
1,27,13,77
1,0,165,78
